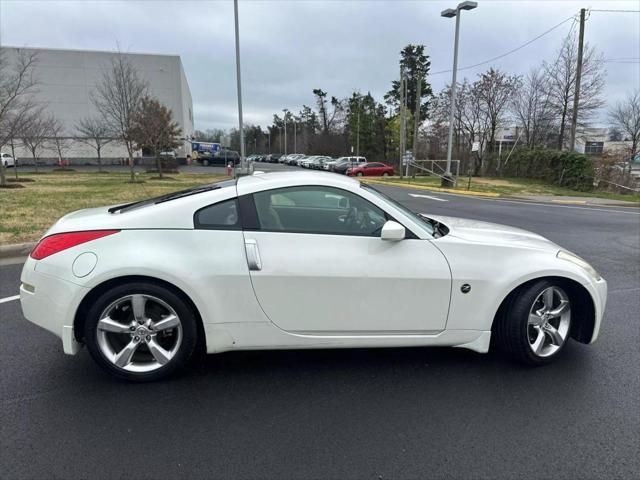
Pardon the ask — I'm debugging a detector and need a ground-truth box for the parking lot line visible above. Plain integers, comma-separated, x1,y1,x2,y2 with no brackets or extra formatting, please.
0,294,20,304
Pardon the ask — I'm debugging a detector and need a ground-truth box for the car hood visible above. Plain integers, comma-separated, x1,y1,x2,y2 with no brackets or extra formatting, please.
426,214,561,251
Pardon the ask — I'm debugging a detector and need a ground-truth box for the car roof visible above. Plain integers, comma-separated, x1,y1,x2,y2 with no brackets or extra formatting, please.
237,170,360,195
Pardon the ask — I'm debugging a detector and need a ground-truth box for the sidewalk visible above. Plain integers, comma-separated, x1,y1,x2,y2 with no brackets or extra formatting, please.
510,195,640,207
362,178,639,207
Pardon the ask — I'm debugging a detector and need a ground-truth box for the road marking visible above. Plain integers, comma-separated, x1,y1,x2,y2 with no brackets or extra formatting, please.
409,193,448,202
0,294,20,304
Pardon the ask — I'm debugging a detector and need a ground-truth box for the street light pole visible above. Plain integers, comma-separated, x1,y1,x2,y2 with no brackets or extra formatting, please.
356,97,361,158
442,1,477,187
233,0,246,174
283,110,287,156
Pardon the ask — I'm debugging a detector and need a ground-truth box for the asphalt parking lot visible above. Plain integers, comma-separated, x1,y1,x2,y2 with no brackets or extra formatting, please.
1,182,639,479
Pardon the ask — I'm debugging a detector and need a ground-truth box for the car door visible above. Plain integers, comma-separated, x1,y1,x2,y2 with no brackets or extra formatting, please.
239,185,451,334
367,163,383,175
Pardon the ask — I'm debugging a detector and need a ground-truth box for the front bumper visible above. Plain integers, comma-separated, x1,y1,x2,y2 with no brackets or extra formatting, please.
20,257,88,354
588,277,608,343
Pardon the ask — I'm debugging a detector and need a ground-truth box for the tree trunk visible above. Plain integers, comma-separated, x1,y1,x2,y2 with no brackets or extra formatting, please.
558,105,568,150
11,140,19,180
126,142,134,182
155,150,163,179
0,163,6,187
97,147,103,173
32,151,39,173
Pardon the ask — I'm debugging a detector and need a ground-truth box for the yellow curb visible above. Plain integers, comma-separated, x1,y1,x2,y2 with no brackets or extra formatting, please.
551,199,587,205
360,178,501,197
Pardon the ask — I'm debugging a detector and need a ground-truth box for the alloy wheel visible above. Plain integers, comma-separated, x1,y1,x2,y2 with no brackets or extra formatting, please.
96,294,183,372
527,286,571,357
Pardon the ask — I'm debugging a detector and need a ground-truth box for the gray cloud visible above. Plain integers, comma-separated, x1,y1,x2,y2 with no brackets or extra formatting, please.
2,0,638,130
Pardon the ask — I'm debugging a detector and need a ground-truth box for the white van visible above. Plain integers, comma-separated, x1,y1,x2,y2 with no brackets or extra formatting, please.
1,152,15,167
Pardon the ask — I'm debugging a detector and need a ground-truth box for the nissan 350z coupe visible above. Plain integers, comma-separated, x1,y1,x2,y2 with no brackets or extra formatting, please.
20,172,607,381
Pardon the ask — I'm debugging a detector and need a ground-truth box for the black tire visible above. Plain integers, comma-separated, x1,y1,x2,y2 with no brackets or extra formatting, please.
84,282,199,381
382,172,389,177
202,159,210,166
493,279,571,366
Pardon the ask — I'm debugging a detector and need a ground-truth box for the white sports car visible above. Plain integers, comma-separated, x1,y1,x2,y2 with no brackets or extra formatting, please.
20,172,607,381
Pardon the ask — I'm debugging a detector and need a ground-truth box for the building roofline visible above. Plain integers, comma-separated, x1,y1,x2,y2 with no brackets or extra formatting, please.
0,44,181,59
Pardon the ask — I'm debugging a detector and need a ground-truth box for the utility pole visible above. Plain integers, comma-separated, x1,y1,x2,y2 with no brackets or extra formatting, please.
294,121,297,153
233,0,245,173
399,69,407,178
410,72,423,177
569,7,586,152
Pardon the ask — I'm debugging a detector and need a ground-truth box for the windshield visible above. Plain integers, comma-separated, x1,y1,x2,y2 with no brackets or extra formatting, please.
109,179,237,213
362,184,435,237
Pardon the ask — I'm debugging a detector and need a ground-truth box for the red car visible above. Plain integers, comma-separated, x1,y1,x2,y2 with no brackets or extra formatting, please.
346,162,395,177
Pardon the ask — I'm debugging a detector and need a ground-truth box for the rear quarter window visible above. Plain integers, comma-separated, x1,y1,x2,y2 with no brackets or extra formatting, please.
194,198,241,230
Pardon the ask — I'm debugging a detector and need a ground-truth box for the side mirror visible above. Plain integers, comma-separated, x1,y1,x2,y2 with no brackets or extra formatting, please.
380,220,405,241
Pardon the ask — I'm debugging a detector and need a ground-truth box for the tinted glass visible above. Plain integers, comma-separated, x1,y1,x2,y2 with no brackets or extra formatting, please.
195,198,240,229
253,186,387,236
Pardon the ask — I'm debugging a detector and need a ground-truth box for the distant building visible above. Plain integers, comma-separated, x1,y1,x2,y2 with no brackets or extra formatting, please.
1,46,194,164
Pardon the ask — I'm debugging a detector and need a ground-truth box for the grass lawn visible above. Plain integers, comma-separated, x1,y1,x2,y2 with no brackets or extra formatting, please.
0,171,228,245
373,175,640,204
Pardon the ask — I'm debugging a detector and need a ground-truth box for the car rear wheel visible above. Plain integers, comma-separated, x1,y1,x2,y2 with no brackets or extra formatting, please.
84,282,198,381
494,280,572,365
382,172,389,177
202,159,209,166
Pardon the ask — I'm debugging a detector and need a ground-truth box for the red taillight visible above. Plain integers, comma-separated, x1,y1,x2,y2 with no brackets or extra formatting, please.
31,230,120,260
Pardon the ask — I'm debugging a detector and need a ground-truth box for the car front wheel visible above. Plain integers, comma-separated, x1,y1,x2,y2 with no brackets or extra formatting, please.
84,282,198,381
494,280,572,365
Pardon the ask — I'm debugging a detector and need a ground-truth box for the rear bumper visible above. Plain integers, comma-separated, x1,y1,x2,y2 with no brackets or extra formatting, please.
20,257,88,354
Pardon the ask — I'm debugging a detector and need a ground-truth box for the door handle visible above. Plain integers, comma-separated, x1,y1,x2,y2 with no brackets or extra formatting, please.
244,239,262,271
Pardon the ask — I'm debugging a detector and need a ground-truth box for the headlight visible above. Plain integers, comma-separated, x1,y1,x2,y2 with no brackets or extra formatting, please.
557,250,601,280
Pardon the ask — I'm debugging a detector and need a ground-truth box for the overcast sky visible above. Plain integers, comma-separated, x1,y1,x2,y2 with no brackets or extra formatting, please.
1,0,639,130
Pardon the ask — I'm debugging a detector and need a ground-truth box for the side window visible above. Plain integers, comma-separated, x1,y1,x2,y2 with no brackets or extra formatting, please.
194,198,240,230
252,186,387,236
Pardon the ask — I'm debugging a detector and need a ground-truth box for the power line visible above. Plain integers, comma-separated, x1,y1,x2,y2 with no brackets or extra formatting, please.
589,9,640,13
431,13,578,76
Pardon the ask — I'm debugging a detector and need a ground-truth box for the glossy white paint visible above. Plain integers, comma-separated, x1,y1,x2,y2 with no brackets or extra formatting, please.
20,171,607,359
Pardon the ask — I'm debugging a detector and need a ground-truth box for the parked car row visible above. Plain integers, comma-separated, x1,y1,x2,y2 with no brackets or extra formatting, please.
251,153,395,177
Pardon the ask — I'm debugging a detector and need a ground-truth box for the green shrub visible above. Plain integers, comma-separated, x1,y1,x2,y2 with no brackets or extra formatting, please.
502,148,594,191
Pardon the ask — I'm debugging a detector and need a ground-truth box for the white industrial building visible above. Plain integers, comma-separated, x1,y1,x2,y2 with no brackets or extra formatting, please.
1,46,194,164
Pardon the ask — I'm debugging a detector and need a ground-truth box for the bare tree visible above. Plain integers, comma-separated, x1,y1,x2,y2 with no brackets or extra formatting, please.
75,116,114,172
0,49,39,186
49,118,70,167
21,113,54,173
474,68,520,158
92,52,148,182
544,33,606,149
130,96,182,179
511,68,557,148
459,80,492,175
608,90,640,173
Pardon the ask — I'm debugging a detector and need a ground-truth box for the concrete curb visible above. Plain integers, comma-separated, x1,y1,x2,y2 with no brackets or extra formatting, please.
0,242,36,259
361,178,501,197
